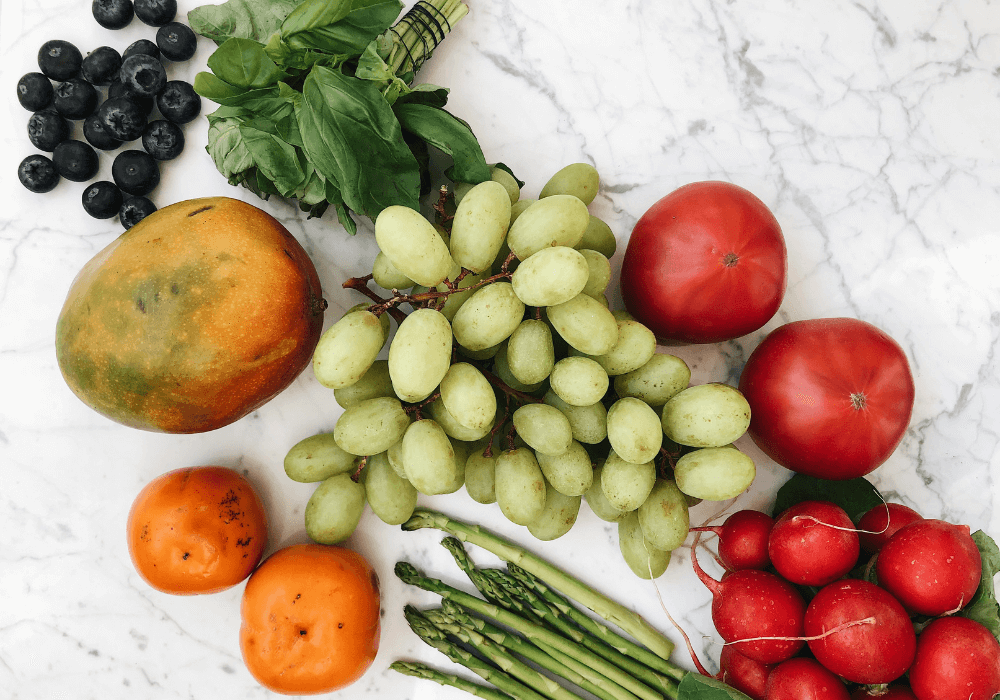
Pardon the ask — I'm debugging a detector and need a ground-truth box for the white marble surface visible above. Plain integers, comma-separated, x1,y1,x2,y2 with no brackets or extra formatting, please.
2,0,999,697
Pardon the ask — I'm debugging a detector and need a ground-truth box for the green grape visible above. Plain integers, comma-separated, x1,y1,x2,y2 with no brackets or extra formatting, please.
539,163,600,205
536,439,593,496
387,437,407,478
450,180,512,273
428,397,494,441
543,390,607,444
375,205,455,286
546,293,619,356
440,438,469,494
494,447,547,526
334,360,394,409
452,282,525,351
614,354,691,406
464,444,498,504
284,432,359,483
528,482,581,541
509,198,537,225
495,340,547,395
347,302,391,338
601,450,656,512
363,451,417,525
489,165,521,204
576,215,617,259
506,195,590,260
591,319,656,376
637,479,690,551
388,308,453,402
312,309,385,389
440,362,497,431
506,319,555,385
618,510,670,580
372,251,415,290
401,419,460,495
549,356,609,406
333,396,411,456
580,249,612,299
457,342,501,361
512,403,573,456
304,473,366,544
661,383,752,447
510,246,590,307
606,397,663,464
585,460,628,522
674,446,756,501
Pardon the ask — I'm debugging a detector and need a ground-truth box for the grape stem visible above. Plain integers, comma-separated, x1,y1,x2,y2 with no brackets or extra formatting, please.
351,455,368,483
404,391,441,420
342,275,408,325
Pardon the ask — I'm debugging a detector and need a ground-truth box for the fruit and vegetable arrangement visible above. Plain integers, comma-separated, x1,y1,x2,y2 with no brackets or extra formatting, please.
19,0,999,698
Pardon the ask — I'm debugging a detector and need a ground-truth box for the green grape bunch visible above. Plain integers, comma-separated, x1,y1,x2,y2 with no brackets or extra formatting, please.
284,162,759,579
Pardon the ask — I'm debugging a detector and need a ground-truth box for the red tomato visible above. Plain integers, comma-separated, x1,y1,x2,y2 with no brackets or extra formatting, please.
738,318,915,480
620,181,787,344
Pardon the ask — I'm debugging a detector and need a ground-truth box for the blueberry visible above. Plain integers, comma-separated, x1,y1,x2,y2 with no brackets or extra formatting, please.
156,81,201,124
82,181,124,219
122,39,160,62
81,46,122,86
142,119,184,160
18,154,61,193
108,80,154,115
119,54,167,98
112,149,159,195
27,109,70,151
53,140,100,182
17,73,54,111
83,113,123,150
92,0,134,29
119,195,157,229
134,0,176,26
38,40,83,81
96,96,147,141
53,78,99,119
155,22,197,62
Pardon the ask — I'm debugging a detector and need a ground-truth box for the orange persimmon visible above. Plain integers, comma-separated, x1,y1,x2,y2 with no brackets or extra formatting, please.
126,466,268,595
239,544,381,695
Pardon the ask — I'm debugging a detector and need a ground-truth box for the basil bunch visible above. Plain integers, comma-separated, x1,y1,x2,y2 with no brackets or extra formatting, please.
190,0,490,233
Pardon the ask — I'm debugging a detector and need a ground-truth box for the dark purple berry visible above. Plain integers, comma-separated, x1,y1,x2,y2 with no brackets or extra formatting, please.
119,195,157,229
53,78,99,119
96,96,147,141
156,80,201,124
92,0,134,29
52,140,100,182
112,149,159,195
38,40,83,81
108,80,154,115
119,54,167,98
155,22,197,61
81,47,122,86
17,73,53,111
134,0,176,26
82,181,125,219
83,113,123,150
18,154,60,193
27,109,70,151
122,39,160,62
142,119,184,160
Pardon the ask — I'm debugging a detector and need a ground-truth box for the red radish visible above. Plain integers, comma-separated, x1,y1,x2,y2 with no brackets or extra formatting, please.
691,534,806,664
857,503,923,553
717,644,776,700
908,616,1000,700
875,519,982,616
692,510,775,571
851,685,918,699
803,579,916,684
769,501,860,587
764,657,850,700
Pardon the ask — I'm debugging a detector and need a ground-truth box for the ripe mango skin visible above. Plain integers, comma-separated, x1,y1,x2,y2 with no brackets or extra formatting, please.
55,197,326,433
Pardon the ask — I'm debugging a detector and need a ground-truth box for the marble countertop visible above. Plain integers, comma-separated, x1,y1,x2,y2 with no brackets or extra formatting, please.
2,0,998,697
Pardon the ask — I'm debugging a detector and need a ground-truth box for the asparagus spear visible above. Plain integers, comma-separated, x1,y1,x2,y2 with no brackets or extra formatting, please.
403,605,551,700
402,508,675,662
506,562,684,681
395,562,671,700
390,660,515,700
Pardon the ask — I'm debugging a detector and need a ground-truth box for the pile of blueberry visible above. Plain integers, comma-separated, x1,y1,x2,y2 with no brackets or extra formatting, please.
15,0,201,229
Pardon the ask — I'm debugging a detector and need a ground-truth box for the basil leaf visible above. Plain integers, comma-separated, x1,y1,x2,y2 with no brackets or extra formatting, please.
194,72,250,102
281,0,401,55
188,0,301,44
296,65,420,218
395,83,450,108
959,530,1000,642
771,473,884,523
206,117,254,179
195,73,283,110
677,673,753,700
394,102,490,184
207,38,289,89
238,124,306,196
356,39,395,82
493,162,525,188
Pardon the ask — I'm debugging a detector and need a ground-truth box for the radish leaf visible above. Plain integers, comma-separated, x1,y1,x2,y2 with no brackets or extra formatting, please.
771,473,883,523
677,673,754,699
959,530,1000,642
